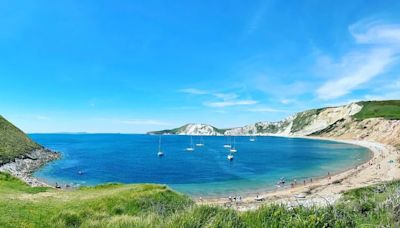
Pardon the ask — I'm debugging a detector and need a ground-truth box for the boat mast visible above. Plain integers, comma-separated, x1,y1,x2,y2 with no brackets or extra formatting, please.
158,135,162,152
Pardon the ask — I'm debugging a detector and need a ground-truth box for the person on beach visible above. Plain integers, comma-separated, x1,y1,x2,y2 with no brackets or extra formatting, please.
303,180,306,185
310,178,313,183
229,196,232,202
328,172,331,180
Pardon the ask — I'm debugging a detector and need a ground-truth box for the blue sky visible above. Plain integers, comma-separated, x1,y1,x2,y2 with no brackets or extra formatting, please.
1,0,400,133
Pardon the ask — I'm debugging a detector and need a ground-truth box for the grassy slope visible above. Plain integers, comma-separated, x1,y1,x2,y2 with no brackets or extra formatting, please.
0,115,42,164
353,100,400,120
1,171,398,227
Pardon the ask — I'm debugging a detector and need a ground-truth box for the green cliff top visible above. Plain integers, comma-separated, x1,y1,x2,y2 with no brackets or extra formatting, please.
354,100,400,120
0,115,42,164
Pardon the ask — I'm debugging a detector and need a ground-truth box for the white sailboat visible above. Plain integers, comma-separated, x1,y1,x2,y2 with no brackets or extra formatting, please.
195,136,204,147
227,153,234,160
223,136,232,148
249,135,256,142
157,135,164,157
230,136,237,153
186,135,195,151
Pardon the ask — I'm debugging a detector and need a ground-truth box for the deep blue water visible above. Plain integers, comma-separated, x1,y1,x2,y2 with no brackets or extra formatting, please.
30,134,370,197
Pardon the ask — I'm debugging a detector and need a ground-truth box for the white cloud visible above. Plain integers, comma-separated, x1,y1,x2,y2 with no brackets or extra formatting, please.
316,20,400,100
317,48,394,99
349,20,400,45
204,100,258,108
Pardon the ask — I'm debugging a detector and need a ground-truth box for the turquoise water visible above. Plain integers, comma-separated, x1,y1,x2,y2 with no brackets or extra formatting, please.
31,134,370,197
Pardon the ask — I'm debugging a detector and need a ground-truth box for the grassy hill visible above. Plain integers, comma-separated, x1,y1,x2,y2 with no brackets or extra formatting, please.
0,171,398,227
353,100,400,120
0,115,42,165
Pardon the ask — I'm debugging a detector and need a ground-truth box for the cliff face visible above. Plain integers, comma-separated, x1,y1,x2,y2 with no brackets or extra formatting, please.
148,124,227,136
0,115,60,186
311,117,400,147
149,100,400,147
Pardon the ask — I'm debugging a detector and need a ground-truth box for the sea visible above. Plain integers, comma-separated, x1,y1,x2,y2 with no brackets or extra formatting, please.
30,134,370,197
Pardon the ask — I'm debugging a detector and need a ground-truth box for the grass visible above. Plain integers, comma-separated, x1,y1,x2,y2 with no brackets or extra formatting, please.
353,100,400,120
0,115,42,165
1,171,399,227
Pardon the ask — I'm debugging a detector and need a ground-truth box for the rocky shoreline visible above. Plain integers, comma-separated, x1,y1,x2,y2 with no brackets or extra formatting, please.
0,148,60,187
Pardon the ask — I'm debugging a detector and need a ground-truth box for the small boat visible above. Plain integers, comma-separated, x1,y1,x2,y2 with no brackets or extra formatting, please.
157,135,164,157
186,135,195,151
230,137,237,153
249,136,256,142
227,154,234,160
195,136,204,147
78,170,84,175
223,136,232,148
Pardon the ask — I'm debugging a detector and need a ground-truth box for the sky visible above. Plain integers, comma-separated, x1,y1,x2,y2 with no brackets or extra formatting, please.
1,0,400,133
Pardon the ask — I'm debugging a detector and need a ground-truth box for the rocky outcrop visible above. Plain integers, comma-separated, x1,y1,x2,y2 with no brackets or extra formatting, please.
0,148,60,187
149,123,226,136
151,103,364,137
149,100,400,148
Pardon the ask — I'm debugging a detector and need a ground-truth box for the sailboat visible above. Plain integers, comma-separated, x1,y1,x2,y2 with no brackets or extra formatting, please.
186,135,195,151
157,135,164,157
195,136,204,147
223,136,232,148
249,135,256,142
227,152,234,160
230,136,237,153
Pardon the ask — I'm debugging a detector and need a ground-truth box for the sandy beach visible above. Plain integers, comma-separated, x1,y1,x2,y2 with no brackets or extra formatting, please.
196,137,400,211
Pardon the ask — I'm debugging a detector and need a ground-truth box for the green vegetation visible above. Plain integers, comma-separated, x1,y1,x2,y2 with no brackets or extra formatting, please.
1,171,399,227
291,108,326,133
353,100,400,120
0,115,42,165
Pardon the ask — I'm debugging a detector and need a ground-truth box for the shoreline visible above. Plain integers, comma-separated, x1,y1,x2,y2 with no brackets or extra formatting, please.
1,136,398,211
0,148,60,187
196,137,400,210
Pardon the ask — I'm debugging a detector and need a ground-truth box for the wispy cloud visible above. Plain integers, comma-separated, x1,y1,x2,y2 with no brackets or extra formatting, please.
179,87,259,108
316,20,400,100
245,1,269,35
179,88,209,95
204,99,258,108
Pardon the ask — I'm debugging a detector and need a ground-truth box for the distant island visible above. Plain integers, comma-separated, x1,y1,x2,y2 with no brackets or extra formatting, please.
1,100,400,227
